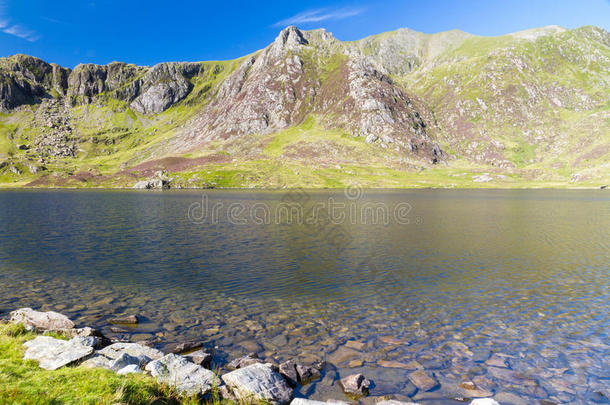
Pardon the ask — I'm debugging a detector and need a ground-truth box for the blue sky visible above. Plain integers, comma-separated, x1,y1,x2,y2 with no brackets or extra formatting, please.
0,0,609,68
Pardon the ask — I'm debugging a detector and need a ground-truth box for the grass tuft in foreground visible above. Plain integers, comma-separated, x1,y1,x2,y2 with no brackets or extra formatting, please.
0,323,226,405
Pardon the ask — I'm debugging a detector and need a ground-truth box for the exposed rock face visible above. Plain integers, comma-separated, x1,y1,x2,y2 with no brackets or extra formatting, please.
9,308,75,331
0,55,197,114
23,335,94,370
175,26,317,150
145,353,219,396
170,26,443,163
222,363,294,405
130,62,201,114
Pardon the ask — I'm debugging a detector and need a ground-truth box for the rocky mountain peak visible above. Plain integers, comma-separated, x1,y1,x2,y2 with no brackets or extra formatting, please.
275,26,308,47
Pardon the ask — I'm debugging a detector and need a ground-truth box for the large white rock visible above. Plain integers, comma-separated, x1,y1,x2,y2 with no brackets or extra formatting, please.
81,342,163,369
290,399,327,405
10,308,74,331
23,336,93,370
291,399,353,405
222,363,293,405
145,353,219,396
377,401,420,405
470,399,500,405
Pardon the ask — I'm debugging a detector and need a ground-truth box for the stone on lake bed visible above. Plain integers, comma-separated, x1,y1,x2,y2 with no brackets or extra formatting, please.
485,354,509,368
348,359,364,368
340,373,372,396
407,370,439,392
10,308,74,331
378,360,415,369
165,339,205,354
108,315,139,325
222,363,294,405
377,401,421,405
146,353,219,396
23,336,94,370
345,340,366,351
227,353,263,370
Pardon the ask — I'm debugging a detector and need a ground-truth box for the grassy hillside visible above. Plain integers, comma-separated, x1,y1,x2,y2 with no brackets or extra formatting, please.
0,26,608,189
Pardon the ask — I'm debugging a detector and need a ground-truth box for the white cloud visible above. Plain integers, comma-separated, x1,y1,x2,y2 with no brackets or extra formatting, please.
3,24,40,42
273,7,365,27
0,1,40,41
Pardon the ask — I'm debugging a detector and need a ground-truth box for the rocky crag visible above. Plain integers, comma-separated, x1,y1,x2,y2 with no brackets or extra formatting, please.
0,25,608,188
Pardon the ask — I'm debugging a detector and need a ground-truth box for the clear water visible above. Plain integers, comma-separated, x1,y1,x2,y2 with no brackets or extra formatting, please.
0,189,608,404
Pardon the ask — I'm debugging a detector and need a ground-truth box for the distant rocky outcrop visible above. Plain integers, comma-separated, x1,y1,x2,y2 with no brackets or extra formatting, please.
0,55,201,114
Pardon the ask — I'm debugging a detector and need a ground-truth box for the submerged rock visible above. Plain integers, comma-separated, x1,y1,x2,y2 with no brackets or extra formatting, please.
10,308,74,331
145,353,219,396
108,315,139,325
340,373,372,396
407,370,439,392
23,335,94,370
222,363,294,405
227,353,263,370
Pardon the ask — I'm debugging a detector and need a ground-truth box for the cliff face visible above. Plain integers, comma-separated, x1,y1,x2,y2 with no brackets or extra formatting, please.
0,56,201,114
0,25,608,188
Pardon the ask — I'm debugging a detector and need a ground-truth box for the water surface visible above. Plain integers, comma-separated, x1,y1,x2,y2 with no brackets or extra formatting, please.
0,189,608,404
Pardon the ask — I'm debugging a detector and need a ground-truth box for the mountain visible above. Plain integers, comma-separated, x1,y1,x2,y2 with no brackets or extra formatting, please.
0,25,608,188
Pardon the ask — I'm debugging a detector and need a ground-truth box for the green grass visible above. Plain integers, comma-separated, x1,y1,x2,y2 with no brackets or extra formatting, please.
0,323,212,405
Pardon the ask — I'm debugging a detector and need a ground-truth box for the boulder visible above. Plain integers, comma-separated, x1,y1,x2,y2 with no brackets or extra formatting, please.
279,360,299,386
117,364,141,375
291,400,350,405
23,336,94,370
10,308,74,331
184,349,213,368
222,363,294,405
470,399,500,405
146,353,219,396
290,399,327,405
296,364,321,384
81,342,163,369
339,373,372,396
407,370,439,392
109,352,148,371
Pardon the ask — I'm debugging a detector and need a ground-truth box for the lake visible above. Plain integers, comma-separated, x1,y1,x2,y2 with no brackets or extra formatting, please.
0,189,608,404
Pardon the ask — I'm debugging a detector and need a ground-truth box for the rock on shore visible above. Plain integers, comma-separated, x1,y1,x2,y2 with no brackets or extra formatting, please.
145,353,219,396
222,363,294,405
10,308,75,331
